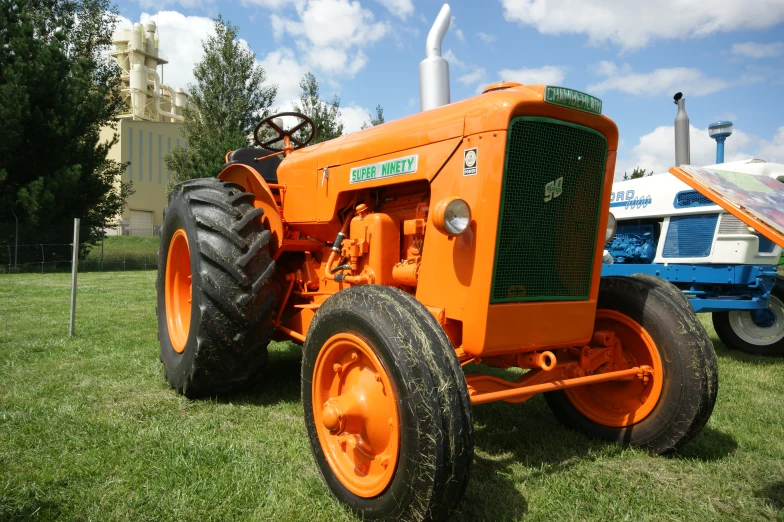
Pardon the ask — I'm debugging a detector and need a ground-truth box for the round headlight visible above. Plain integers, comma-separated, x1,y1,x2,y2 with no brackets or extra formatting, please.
433,197,472,236
605,212,617,242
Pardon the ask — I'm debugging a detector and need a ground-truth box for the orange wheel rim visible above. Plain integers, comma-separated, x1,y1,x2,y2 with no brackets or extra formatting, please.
312,333,400,498
564,309,664,427
165,229,192,354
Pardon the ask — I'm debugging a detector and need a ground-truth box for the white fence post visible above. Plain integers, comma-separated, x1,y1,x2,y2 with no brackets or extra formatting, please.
69,218,80,337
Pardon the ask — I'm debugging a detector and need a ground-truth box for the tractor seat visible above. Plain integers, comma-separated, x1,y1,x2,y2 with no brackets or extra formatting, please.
223,148,281,184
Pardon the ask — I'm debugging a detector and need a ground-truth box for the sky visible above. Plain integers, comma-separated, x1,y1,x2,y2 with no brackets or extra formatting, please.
113,0,784,180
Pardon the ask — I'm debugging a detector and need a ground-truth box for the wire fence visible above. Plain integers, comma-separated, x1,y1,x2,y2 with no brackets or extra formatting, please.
0,220,160,341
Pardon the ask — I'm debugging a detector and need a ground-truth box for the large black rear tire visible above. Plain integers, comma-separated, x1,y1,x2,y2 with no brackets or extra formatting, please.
302,285,472,521
545,276,718,454
156,178,276,398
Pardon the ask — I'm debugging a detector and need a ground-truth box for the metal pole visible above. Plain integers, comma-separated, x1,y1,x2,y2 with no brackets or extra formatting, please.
69,218,80,337
716,137,726,164
11,210,18,268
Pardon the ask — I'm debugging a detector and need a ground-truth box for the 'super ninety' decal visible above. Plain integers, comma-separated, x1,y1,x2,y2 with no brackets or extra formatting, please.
350,155,418,184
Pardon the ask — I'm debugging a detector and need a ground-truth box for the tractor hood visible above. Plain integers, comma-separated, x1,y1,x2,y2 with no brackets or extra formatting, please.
670,165,784,248
281,83,618,177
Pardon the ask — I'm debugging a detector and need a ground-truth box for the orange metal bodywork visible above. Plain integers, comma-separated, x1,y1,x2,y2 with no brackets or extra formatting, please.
218,83,632,412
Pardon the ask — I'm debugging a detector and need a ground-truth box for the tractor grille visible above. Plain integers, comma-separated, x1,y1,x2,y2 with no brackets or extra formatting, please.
662,214,718,258
491,117,607,303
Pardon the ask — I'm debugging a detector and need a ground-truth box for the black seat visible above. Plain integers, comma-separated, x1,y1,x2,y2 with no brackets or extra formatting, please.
223,148,281,184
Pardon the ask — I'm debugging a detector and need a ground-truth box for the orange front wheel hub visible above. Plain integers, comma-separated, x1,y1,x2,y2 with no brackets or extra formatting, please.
165,229,192,354
564,309,664,427
312,333,400,498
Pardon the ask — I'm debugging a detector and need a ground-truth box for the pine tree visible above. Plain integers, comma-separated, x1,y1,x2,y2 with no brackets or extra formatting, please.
623,167,653,181
361,105,385,130
165,16,277,184
293,72,343,144
0,0,131,248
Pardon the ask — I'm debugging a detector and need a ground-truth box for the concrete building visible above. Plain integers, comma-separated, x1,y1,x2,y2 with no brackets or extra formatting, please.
101,20,190,236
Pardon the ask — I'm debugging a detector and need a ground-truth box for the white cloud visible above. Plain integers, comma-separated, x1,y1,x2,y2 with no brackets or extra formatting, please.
272,0,388,77
443,49,464,68
756,127,784,163
373,0,414,19
340,104,373,133
240,0,292,8
138,0,211,10
731,41,784,58
498,65,566,85
458,68,486,86
450,16,466,43
501,0,784,50
588,61,728,97
615,124,759,180
258,47,310,110
477,32,496,44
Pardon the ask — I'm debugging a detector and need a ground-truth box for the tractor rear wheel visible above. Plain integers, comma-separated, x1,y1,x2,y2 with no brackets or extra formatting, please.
712,278,784,356
545,276,718,454
156,178,276,398
302,285,472,521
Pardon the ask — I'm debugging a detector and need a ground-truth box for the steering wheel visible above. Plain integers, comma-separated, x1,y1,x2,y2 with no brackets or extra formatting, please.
253,112,317,153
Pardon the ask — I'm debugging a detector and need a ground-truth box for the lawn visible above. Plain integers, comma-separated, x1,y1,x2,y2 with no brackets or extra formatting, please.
0,272,783,521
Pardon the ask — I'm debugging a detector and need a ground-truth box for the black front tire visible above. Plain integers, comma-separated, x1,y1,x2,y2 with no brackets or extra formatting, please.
302,285,472,522
545,276,718,454
156,178,276,398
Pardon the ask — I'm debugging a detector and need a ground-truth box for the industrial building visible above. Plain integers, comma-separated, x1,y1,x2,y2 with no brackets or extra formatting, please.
100,20,190,236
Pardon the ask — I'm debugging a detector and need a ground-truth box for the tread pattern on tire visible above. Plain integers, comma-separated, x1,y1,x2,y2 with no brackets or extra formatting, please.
157,178,276,398
545,275,718,454
302,285,472,522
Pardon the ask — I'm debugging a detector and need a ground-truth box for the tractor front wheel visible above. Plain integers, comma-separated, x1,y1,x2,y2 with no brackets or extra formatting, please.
302,285,472,521
712,279,784,356
156,178,276,398
545,276,718,454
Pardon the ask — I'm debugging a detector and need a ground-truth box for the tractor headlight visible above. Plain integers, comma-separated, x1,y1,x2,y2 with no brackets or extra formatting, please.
433,197,471,236
605,212,617,242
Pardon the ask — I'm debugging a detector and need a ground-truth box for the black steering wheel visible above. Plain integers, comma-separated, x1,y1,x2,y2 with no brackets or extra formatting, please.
253,112,317,152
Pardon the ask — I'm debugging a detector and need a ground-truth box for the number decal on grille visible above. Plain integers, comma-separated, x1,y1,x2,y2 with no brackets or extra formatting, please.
544,177,564,202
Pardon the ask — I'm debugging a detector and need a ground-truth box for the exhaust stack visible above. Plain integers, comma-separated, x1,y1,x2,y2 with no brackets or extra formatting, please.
673,92,690,166
419,4,451,112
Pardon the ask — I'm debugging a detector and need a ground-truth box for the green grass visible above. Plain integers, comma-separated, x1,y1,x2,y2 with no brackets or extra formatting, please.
1,272,783,521
82,236,160,271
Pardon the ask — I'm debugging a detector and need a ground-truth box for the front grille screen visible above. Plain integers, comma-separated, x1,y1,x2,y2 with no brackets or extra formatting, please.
662,214,718,258
491,117,607,303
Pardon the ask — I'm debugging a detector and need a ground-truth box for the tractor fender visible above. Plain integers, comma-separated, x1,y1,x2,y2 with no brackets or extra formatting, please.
218,163,284,254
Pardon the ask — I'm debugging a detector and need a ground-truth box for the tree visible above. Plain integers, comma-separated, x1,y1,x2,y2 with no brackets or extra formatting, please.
166,16,277,184
361,105,385,130
0,0,131,247
623,167,653,181
292,72,343,144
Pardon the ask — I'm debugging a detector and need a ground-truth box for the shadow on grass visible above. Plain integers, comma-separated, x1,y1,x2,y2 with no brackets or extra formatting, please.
217,341,303,407
668,426,738,462
709,339,784,367
0,499,61,521
757,481,784,510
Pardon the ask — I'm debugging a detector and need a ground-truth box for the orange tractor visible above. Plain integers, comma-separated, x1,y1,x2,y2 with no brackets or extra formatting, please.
156,6,717,520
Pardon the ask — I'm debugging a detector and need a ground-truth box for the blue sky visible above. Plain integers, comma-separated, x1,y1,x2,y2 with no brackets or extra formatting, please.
114,0,784,178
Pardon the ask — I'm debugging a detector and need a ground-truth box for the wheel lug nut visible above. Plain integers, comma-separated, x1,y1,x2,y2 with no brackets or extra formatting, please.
380,455,390,468
333,363,342,373
350,352,359,361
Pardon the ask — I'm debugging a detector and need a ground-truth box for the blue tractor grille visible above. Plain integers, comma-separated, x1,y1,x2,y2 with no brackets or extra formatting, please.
674,190,713,208
662,214,718,258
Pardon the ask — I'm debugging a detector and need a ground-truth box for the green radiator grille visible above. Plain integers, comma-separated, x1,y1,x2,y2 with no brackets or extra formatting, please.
491,117,607,303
